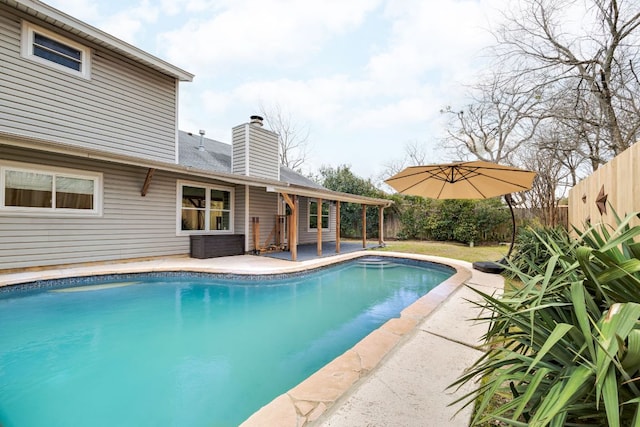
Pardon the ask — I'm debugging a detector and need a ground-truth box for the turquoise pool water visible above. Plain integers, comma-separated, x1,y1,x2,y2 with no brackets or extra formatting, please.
0,258,453,427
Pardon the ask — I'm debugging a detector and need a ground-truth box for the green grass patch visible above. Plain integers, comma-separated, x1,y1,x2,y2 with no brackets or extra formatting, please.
376,240,507,263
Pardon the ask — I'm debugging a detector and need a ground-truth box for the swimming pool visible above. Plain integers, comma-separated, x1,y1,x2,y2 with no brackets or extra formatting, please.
0,257,454,427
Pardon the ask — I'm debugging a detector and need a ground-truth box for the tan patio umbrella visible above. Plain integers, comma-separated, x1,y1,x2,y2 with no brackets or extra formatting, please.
384,160,536,199
385,160,537,272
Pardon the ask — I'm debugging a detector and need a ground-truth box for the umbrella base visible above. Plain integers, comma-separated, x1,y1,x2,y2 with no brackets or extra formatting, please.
472,260,505,274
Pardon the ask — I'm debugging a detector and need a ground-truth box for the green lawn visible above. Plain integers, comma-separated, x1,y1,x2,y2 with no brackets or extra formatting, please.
375,240,508,263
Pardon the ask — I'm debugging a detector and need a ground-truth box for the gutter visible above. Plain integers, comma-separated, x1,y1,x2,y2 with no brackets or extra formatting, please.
266,185,393,207
1,133,393,206
0,133,285,188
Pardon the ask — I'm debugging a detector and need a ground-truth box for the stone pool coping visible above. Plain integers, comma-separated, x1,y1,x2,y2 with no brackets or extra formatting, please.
239,252,472,426
0,250,480,426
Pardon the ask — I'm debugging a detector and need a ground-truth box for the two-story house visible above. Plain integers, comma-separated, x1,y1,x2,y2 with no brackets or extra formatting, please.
0,0,390,270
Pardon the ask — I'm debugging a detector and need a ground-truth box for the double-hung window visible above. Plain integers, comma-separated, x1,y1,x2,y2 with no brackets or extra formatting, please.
0,161,102,215
21,21,91,79
308,200,330,230
178,182,233,234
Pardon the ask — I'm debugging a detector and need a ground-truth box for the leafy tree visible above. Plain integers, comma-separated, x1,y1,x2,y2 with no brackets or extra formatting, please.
317,165,388,238
394,195,435,240
473,198,512,242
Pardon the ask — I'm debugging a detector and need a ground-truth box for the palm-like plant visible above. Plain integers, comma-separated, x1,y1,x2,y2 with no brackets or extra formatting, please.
453,212,640,426
508,226,573,278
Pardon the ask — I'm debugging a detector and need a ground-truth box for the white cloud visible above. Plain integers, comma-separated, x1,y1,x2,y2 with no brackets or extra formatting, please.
366,0,498,88
98,1,160,44
47,0,160,44
348,97,438,129
159,0,382,75
46,0,99,21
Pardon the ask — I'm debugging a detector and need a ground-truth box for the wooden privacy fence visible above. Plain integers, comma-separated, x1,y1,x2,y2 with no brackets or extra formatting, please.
568,142,640,233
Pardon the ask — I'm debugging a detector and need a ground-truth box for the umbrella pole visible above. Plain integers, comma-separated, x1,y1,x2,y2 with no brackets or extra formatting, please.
505,193,516,260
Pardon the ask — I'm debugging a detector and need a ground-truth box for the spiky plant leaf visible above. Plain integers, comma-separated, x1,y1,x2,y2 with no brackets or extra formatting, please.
454,212,640,426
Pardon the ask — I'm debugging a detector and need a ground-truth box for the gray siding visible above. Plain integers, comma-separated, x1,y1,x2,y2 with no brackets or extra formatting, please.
247,187,278,252
247,126,279,180
0,7,178,163
231,125,247,175
231,123,279,180
0,145,183,269
234,184,246,244
0,145,248,269
297,197,336,244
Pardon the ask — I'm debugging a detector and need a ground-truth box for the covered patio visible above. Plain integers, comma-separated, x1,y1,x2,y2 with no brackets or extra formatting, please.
268,184,392,261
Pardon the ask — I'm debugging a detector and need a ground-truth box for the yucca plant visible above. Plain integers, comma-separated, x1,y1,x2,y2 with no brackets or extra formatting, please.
508,226,574,278
452,212,640,426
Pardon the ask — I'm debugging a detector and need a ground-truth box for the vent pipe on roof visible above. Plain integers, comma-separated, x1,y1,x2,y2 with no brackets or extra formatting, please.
250,115,263,126
198,129,205,151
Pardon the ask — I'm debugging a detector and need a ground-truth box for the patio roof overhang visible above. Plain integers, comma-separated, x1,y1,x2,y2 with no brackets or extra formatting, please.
266,185,392,207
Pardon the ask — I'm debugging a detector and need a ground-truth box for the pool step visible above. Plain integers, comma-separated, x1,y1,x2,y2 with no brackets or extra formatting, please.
355,258,398,268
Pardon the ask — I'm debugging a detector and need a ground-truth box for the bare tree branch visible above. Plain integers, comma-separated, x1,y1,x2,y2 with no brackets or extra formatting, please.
258,103,311,171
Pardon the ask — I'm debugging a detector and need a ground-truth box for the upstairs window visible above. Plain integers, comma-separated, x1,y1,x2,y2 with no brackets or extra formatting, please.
21,21,91,79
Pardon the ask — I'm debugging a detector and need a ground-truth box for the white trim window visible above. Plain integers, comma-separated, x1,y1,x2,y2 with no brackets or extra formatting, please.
0,161,102,216
21,21,91,79
178,181,234,234
308,200,330,231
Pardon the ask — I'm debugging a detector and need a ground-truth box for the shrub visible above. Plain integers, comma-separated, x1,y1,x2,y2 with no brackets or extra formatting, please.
508,225,573,277
453,221,478,244
452,212,640,426
397,196,433,240
474,198,512,242
393,196,511,244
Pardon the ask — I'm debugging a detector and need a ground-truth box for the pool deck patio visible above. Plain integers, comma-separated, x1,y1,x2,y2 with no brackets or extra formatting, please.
262,241,381,261
0,250,503,427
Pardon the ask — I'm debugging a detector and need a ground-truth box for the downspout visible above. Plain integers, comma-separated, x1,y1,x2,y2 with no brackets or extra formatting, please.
244,124,250,176
245,185,250,253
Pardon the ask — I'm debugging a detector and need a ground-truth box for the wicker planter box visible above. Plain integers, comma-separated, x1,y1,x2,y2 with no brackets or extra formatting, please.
190,234,245,259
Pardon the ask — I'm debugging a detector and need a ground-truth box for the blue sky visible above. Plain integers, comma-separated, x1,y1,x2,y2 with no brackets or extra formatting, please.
47,0,502,180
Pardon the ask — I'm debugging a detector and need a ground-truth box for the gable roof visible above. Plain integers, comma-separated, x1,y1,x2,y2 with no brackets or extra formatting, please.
3,0,193,81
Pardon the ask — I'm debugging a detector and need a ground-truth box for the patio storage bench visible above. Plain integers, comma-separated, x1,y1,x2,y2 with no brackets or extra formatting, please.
190,234,245,258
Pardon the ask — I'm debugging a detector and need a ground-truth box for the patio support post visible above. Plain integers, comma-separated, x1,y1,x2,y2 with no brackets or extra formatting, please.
335,201,341,253
362,204,367,248
281,192,297,261
378,205,384,246
317,198,323,256
252,217,260,253
291,196,298,261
